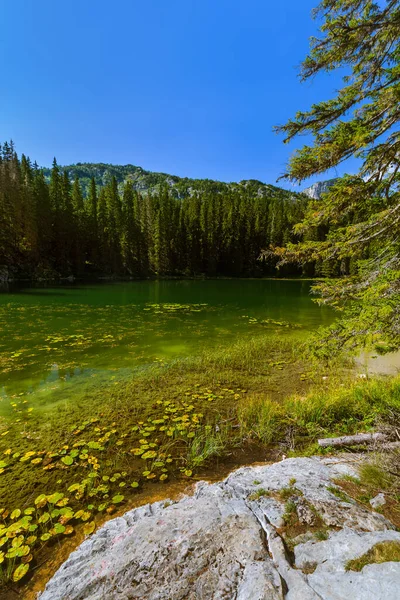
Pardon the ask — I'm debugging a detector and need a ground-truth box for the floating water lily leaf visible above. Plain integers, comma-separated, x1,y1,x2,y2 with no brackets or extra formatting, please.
12,536,24,548
51,523,66,535
141,451,157,460
34,494,47,507
112,494,124,504
47,492,64,504
10,508,21,520
12,562,29,582
67,483,81,492
184,470,193,477
130,481,139,488
16,545,30,557
83,521,96,536
131,447,144,456
87,441,103,450
63,525,74,535
56,497,69,507
38,512,50,524
26,535,37,545
61,456,73,466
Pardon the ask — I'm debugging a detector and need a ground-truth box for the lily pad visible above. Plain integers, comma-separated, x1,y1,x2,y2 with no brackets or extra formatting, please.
12,563,29,582
83,521,96,536
112,494,124,504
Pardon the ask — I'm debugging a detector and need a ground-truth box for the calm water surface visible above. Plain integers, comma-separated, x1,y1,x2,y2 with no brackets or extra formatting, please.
0,279,332,412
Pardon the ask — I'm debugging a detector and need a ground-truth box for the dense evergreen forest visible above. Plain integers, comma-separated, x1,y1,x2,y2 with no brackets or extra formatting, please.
0,141,338,279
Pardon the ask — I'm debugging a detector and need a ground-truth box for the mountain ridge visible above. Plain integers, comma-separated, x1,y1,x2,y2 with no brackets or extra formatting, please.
42,162,304,201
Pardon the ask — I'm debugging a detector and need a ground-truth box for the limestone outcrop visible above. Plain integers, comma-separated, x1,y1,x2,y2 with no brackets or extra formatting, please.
39,457,400,600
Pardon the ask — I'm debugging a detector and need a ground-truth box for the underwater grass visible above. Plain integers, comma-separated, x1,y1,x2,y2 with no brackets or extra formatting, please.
0,332,398,588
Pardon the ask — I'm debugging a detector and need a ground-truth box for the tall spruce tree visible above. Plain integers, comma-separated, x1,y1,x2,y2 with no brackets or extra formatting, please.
87,177,98,267
121,180,137,274
72,177,86,271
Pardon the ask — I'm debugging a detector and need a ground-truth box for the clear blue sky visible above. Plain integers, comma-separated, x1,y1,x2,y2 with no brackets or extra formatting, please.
2,0,355,190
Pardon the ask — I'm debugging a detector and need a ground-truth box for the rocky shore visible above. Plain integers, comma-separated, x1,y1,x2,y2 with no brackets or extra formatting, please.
39,456,400,600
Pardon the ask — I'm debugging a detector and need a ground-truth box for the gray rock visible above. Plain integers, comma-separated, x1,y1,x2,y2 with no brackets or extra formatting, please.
308,561,400,600
39,457,399,600
295,528,400,569
370,493,386,509
303,179,338,199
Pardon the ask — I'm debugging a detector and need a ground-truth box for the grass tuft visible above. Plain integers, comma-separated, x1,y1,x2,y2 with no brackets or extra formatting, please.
346,541,400,571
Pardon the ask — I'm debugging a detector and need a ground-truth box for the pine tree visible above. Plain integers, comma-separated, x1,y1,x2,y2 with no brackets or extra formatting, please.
33,169,52,265
121,180,137,274
87,177,98,268
97,187,110,272
105,177,122,272
274,0,400,353
72,177,86,272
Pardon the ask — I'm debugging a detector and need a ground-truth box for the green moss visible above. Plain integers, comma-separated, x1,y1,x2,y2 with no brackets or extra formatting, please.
314,529,329,541
277,486,303,501
283,500,298,525
248,488,270,501
326,485,352,503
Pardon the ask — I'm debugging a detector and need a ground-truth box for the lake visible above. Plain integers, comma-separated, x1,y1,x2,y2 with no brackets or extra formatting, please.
0,279,331,413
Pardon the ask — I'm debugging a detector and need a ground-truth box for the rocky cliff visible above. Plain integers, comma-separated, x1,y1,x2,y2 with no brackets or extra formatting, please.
303,179,338,200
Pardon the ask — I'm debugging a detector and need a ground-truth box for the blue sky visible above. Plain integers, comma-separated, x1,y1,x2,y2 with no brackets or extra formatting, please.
2,0,356,189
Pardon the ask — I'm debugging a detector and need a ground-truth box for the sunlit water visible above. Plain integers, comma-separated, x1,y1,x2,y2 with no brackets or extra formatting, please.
0,279,332,413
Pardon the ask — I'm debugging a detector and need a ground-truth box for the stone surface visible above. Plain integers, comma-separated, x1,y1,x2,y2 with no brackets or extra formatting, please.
370,492,386,509
39,457,399,600
303,179,338,199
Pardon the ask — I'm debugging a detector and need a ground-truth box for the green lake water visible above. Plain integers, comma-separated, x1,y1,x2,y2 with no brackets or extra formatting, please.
0,279,332,414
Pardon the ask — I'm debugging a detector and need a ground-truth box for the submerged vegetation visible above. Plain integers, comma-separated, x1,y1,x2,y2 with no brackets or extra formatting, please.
0,329,399,588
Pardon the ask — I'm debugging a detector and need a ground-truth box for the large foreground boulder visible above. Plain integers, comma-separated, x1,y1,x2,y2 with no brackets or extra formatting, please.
39,457,400,600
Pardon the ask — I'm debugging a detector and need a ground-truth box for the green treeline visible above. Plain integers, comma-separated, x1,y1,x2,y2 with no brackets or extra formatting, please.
0,141,336,279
